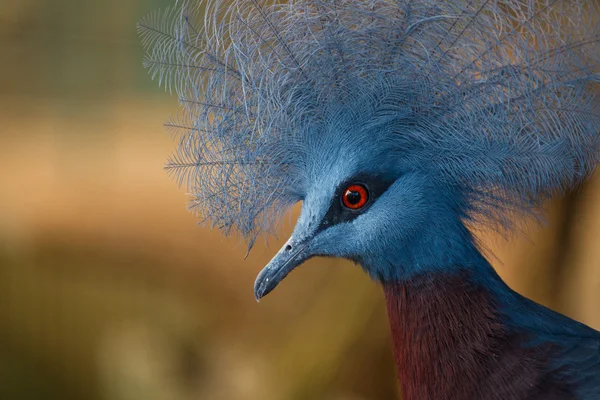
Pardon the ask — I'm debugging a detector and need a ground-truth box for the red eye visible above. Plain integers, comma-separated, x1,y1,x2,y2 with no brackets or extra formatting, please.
342,184,369,210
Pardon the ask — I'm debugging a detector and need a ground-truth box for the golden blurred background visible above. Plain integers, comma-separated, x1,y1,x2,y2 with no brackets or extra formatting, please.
0,1,599,399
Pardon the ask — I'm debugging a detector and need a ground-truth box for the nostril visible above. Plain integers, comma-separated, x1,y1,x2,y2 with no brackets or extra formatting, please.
285,244,292,251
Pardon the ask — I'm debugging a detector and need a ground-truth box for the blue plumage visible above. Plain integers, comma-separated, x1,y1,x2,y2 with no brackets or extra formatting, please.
139,0,600,248
140,1,600,398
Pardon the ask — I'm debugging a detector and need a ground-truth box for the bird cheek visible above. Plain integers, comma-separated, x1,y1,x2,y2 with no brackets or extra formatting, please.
307,227,340,258
323,225,362,258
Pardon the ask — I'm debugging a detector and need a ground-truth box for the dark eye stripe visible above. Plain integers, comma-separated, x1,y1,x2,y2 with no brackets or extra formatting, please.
316,174,395,232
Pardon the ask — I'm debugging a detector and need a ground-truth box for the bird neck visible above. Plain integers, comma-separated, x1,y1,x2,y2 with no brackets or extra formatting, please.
381,264,573,400
382,267,496,399
359,214,486,282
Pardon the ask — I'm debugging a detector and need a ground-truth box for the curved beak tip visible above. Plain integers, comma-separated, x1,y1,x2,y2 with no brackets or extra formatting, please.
253,269,276,301
253,282,264,302
252,240,311,303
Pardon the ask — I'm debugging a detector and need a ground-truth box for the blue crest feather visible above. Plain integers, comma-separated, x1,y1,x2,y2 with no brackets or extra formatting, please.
139,0,600,249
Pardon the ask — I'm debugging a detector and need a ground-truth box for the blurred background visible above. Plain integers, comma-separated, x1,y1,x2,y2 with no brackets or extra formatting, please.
0,1,599,399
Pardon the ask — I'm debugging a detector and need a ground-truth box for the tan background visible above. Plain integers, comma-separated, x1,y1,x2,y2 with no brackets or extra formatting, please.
0,1,599,399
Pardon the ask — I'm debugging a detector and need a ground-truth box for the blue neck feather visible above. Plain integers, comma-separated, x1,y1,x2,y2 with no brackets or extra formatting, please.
360,212,484,282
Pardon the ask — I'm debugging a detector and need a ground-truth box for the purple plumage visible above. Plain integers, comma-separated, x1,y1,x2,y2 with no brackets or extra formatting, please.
384,267,599,399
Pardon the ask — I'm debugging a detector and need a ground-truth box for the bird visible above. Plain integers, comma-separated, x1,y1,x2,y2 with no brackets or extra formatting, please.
138,0,600,398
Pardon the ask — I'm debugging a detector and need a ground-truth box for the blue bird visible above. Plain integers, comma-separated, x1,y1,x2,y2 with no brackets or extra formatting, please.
139,0,600,398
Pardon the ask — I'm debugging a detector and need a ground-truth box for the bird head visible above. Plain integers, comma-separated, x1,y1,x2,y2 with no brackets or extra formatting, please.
140,0,600,299
252,90,473,298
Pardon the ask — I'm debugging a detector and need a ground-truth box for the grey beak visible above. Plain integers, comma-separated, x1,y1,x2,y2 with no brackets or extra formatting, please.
254,240,310,301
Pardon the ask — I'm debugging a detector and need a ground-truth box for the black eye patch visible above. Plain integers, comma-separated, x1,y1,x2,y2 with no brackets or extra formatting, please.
316,174,395,233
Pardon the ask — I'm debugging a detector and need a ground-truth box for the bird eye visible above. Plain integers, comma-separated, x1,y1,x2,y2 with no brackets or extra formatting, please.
341,184,369,210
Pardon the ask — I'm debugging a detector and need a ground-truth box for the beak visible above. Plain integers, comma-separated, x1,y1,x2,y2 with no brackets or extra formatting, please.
254,236,312,301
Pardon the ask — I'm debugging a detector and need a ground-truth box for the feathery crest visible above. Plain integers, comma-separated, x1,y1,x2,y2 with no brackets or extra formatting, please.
139,0,600,248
